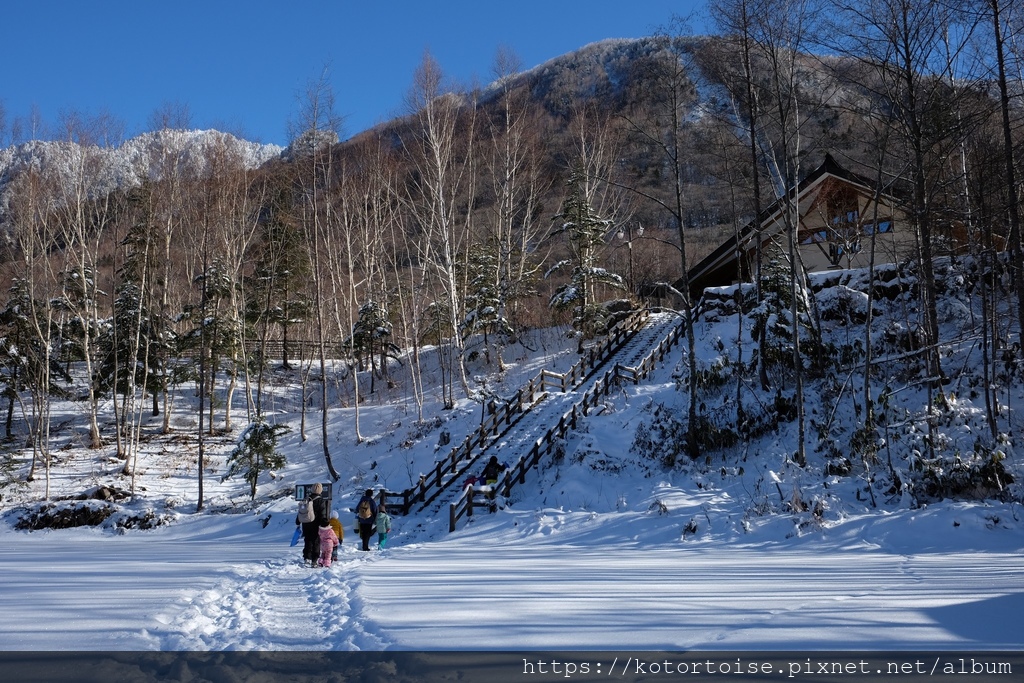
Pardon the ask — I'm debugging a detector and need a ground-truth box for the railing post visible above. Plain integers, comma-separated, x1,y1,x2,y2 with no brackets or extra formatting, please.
467,488,474,519
449,503,457,533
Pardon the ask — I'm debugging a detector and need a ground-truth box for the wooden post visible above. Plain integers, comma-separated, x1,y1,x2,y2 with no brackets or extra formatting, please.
449,503,457,533
466,488,474,519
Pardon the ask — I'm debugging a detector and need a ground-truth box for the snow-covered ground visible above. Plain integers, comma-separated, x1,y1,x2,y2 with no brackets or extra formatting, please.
2,264,1023,652
3,494,1022,651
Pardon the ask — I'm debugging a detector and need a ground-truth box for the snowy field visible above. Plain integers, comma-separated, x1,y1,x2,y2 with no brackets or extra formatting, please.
1,489,1023,651
2,271,1024,654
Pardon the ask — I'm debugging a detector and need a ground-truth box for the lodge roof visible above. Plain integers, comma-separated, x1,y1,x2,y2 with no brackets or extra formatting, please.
678,153,892,299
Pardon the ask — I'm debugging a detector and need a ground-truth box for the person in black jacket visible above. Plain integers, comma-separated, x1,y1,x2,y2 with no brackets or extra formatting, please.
355,489,378,551
311,484,330,526
481,456,506,485
299,483,330,567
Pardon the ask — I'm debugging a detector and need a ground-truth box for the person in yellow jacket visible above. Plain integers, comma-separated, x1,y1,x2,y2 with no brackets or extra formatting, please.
329,510,344,562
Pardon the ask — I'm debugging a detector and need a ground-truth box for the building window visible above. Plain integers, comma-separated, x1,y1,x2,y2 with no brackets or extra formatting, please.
863,220,892,235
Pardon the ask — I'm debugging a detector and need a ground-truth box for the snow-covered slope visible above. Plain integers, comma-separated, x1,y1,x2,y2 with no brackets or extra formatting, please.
1,258,1023,651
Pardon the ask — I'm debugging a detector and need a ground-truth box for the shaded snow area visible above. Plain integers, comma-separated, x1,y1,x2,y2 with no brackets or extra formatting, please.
2,259,1024,652
3,499,1023,651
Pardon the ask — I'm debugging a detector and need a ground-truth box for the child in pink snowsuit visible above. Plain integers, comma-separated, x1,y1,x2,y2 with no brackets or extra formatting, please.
317,522,340,567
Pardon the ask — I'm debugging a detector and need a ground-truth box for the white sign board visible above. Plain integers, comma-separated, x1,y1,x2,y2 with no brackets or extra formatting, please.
294,482,333,500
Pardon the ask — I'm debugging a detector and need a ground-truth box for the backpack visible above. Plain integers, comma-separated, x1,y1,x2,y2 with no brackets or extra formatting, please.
357,499,373,520
297,499,314,524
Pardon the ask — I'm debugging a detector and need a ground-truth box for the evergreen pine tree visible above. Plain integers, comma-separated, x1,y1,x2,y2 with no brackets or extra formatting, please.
347,300,400,394
461,239,515,364
547,165,624,344
224,419,289,499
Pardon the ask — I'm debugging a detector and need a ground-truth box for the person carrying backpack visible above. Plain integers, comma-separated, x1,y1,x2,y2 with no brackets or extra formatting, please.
296,483,326,567
311,485,330,527
355,489,377,551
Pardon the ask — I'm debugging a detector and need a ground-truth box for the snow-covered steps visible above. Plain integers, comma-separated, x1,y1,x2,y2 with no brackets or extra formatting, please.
445,310,685,531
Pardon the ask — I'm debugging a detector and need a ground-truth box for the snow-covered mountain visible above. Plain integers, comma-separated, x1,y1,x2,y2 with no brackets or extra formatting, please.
0,129,282,226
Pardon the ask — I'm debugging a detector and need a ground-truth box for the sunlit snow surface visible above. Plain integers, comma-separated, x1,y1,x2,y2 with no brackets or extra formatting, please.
1,499,1023,650
1,285,1023,651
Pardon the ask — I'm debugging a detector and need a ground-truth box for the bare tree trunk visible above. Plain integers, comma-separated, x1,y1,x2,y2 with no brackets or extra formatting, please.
618,30,726,458
10,169,59,495
292,71,342,481
989,0,1024,340
53,114,113,449
711,0,770,390
402,52,475,406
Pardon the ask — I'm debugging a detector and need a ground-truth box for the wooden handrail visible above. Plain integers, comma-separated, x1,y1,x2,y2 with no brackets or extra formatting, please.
405,310,654,519
448,312,686,531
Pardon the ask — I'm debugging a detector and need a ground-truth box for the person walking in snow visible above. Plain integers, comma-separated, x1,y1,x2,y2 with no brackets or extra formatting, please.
297,483,329,567
317,519,340,567
355,489,378,551
329,510,344,561
481,455,506,485
311,484,330,526
376,504,392,549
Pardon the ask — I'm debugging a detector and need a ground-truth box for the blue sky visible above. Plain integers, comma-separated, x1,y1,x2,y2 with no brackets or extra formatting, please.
5,0,705,146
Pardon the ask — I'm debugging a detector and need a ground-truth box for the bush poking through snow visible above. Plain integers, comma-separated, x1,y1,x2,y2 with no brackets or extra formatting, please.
630,403,687,467
15,502,115,530
13,501,173,531
912,446,1014,502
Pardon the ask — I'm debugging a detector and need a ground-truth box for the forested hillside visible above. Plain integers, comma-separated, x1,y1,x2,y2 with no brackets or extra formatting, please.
0,0,1021,512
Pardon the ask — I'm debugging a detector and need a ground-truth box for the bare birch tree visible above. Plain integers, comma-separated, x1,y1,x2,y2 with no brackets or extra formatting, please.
7,166,61,496
618,31,704,458
52,113,121,450
289,72,342,480
402,51,474,408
